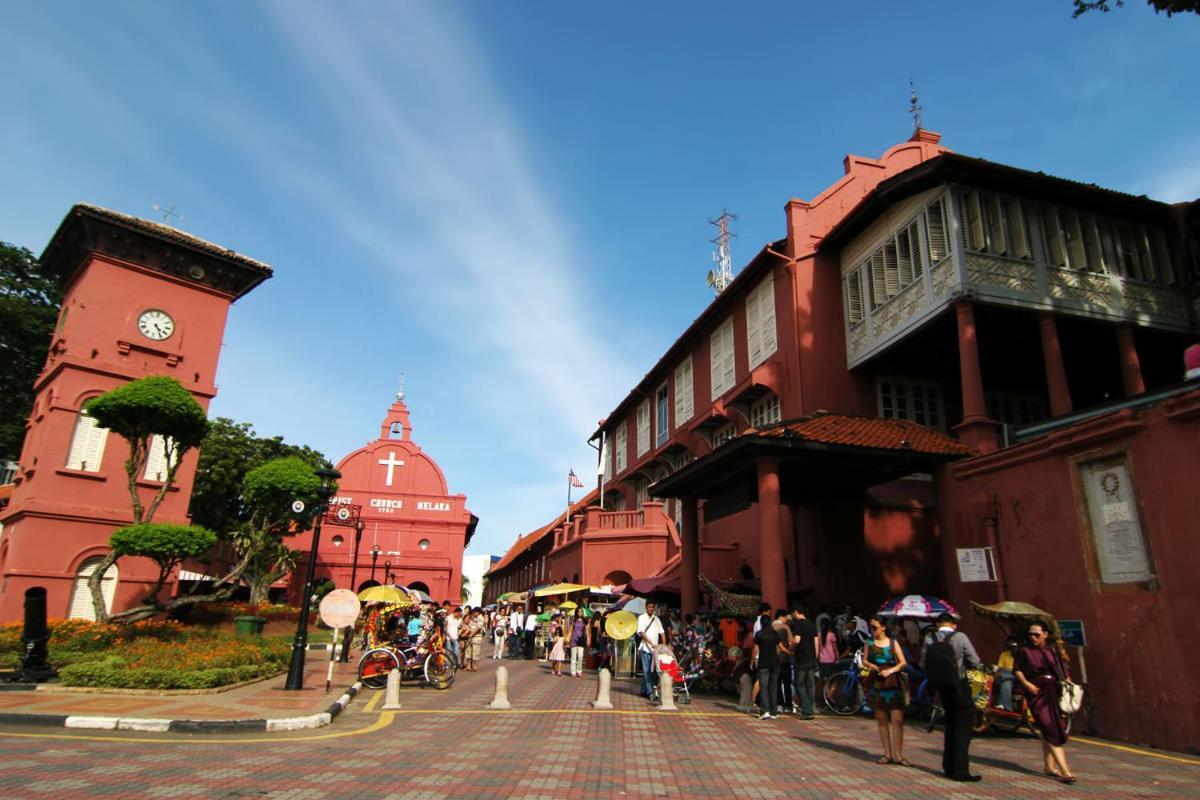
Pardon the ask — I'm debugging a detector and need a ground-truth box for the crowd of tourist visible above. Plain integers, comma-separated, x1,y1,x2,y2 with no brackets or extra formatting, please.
368,596,1077,785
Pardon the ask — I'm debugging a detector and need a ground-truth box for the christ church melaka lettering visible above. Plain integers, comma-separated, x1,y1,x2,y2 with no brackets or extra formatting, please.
371,498,404,514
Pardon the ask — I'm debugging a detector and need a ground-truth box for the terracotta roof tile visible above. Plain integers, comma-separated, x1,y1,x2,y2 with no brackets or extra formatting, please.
75,203,273,275
754,412,976,457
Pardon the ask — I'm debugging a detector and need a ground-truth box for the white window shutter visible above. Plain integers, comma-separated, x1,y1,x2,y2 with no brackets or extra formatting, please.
721,321,735,394
614,424,627,474
144,435,168,481
883,241,900,298
745,287,762,368
926,199,948,263
711,318,735,400
674,358,694,424
66,411,109,472
68,558,118,620
636,401,650,456
846,271,864,324
758,277,776,361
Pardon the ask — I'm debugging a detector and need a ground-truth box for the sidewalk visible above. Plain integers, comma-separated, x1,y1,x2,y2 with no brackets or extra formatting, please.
0,649,360,731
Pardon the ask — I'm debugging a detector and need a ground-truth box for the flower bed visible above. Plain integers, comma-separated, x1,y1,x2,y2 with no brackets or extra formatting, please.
0,619,289,689
187,601,313,625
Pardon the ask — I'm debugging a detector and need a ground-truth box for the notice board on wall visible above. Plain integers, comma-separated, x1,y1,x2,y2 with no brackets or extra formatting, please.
1078,455,1154,585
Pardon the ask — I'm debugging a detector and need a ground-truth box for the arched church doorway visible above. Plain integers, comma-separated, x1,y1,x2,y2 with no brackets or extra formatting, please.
357,579,380,593
408,581,430,595
68,557,118,620
603,570,632,586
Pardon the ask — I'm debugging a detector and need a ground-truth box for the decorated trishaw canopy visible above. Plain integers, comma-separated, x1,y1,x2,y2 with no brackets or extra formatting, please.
970,601,1060,636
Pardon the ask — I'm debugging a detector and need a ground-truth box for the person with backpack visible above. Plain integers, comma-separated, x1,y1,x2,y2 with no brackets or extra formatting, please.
922,613,983,782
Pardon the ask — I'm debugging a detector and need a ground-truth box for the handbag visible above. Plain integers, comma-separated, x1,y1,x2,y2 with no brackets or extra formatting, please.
1059,679,1084,714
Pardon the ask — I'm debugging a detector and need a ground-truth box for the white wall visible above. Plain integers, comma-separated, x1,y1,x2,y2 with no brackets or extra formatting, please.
460,552,496,607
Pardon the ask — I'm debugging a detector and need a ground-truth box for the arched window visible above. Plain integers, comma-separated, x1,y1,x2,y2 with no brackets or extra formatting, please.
408,581,430,595
603,570,632,586
65,410,110,472
69,557,118,620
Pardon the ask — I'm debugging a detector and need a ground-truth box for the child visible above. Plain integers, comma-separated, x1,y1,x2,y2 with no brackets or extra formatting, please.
549,621,566,676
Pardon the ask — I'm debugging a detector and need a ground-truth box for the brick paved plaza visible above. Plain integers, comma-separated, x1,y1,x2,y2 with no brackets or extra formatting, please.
0,656,1195,799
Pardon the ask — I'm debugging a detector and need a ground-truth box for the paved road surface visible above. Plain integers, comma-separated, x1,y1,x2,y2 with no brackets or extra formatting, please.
1,657,1194,799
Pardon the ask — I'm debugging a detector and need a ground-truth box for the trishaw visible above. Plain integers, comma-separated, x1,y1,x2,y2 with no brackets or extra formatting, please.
356,602,456,690
967,601,1071,736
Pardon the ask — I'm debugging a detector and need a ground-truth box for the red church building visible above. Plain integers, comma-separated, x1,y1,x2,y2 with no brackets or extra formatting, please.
487,130,1200,751
0,205,270,623
287,390,476,604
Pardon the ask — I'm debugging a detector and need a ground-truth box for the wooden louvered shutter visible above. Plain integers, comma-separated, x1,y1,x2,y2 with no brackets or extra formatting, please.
674,358,694,424
883,241,900,298
846,270,864,324
746,284,762,367
870,252,887,307
926,199,948,263
66,411,109,472
143,435,168,481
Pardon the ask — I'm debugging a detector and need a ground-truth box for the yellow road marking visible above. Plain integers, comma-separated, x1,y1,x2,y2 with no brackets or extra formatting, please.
0,711,396,745
362,689,383,713
1073,735,1200,766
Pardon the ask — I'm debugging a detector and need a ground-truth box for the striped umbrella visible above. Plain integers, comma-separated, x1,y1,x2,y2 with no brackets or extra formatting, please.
877,594,958,619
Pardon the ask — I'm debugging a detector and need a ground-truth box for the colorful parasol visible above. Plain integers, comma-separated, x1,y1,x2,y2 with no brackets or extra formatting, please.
877,594,958,619
358,585,412,604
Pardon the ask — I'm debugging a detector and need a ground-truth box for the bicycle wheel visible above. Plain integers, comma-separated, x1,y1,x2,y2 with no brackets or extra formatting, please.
424,651,457,689
358,648,400,689
926,697,943,732
823,673,861,716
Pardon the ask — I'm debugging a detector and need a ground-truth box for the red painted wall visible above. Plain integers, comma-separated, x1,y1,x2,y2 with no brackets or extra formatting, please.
937,392,1200,753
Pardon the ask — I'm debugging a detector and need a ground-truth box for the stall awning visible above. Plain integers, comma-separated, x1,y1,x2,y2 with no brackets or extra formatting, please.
533,582,590,597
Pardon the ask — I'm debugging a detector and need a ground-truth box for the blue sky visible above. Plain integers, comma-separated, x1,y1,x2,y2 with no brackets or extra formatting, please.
3,2,1198,560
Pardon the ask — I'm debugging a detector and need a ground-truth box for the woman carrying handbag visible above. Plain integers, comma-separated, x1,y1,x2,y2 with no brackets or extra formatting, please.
1014,622,1077,784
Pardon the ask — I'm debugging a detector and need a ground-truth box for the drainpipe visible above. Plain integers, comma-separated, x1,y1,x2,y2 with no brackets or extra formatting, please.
982,494,1007,601
765,245,804,415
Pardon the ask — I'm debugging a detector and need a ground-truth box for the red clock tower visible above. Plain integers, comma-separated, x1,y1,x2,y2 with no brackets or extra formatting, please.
0,204,271,623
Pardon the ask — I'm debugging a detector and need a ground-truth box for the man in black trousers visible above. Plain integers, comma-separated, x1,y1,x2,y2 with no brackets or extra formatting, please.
924,613,983,782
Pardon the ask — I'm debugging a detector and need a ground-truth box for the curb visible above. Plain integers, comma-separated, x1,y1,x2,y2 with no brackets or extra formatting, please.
0,681,363,734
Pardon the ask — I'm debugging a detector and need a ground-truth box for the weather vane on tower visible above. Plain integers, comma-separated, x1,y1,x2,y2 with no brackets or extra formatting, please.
908,78,923,133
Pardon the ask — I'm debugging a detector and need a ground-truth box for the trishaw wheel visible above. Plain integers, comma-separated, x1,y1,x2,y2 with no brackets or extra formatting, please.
823,673,860,716
424,652,456,689
971,707,990,734
358,648,400,689
991,706,1026,734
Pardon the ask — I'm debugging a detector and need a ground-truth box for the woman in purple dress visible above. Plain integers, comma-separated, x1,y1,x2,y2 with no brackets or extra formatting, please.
1014,623,1076,783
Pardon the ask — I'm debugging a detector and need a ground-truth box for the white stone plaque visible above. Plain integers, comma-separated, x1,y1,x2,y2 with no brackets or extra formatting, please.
1079,456,1152,584
956,547,993,583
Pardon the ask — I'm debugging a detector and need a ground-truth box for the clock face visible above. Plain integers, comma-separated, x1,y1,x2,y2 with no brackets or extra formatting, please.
137,309,175,341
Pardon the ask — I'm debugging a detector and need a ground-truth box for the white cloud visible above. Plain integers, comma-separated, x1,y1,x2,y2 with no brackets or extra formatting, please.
1141,155,1200,203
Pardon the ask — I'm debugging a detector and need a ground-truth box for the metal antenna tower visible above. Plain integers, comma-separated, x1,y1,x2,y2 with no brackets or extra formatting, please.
908,79,923,133
706,210,738,295
152,203,183,224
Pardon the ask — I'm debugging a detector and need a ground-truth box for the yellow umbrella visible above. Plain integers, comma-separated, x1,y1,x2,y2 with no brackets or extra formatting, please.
358,585,411,604
533,582,590,597
558,601,578,610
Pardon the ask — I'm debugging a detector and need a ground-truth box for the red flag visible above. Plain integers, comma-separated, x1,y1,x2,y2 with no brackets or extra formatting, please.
568,469,584,488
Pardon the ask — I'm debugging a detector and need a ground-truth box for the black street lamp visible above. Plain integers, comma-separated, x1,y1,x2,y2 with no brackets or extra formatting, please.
384,560,392,585
284,467,341,691
370,544,381,581
339,520,365,663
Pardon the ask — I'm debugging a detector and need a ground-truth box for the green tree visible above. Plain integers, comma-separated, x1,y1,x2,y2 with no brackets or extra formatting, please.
82,376,210,620
233,456,323,605
0,242,61,462
1072,0,1200,16
188,417,330,535
110,523,218,602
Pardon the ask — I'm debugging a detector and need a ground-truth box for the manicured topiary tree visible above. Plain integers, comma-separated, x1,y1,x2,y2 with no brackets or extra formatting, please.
110,523,218,603
232,457,323,605
82,376,209,621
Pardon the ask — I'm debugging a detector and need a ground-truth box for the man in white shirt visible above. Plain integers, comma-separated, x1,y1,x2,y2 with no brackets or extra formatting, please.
524,607,540,660
636,600,664,699
445,608,461,667
508,609,524,659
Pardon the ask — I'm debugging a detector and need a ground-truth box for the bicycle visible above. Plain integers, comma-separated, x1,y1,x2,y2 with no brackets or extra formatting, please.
823,656,871,715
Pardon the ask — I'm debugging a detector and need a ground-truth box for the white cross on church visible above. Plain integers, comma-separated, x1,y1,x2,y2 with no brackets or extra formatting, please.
377,451,406,487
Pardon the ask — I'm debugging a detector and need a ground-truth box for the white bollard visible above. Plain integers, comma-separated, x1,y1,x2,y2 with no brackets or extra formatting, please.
488,665,512,709
592,668,614,709
735,672,755,713
657,670,677,711
382,668,402,710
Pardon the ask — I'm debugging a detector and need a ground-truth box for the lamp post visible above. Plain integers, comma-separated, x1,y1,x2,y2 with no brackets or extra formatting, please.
384,560,392,585
284,467,341,691
339,520,365,663
370,544,381,582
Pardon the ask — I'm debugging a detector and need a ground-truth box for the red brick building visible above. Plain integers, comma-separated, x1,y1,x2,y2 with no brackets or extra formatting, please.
488,131,1200,750
0,205,270,622
288,391,476,604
